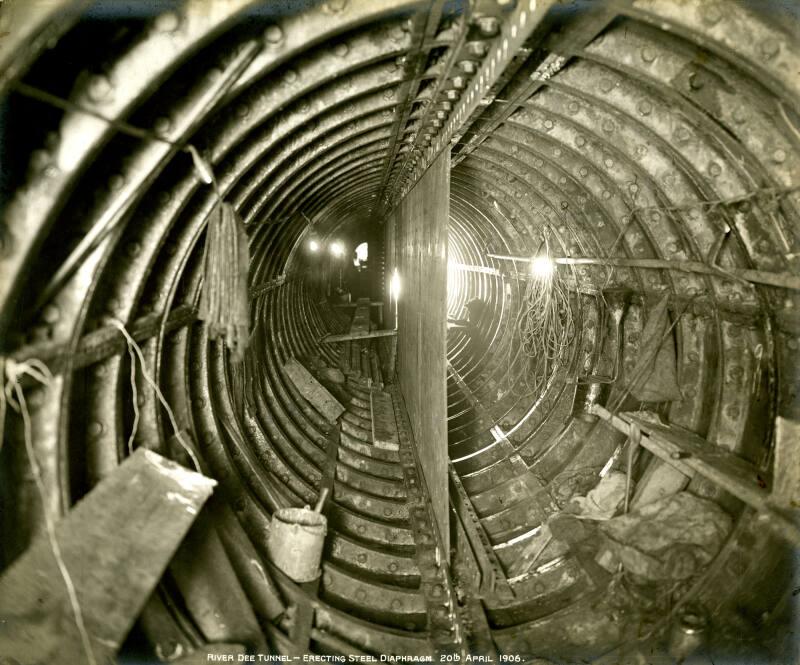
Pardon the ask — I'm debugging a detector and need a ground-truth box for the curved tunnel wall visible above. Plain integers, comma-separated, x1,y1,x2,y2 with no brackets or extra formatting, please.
0,0,798,660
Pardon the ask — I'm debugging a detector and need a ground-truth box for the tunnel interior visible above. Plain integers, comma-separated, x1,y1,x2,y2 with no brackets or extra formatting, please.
0,0,799,663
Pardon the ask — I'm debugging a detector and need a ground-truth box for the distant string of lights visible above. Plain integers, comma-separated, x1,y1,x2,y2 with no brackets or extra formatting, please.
307,238,345,257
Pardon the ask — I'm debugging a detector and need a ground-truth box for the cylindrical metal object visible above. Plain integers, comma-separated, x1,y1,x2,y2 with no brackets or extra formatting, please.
668,604,709,663
266,507,327,582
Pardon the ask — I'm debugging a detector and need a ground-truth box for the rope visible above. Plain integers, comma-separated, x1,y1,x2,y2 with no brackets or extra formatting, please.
12,81,252,357
2,358,98,665
124,341,140,457
110,320,201,473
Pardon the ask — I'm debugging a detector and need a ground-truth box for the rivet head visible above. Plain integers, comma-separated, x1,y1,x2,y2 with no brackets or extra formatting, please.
458,60,477,74
87,74,113,104
467,41,488,57
701,4,722,25
108,173,125,191
155,11,181,33
600,79,614,93
154,116,171,135
602,119,614,133
334,42,349,57
264,24,283,44
325,0,347,13
760,38,780,59
42,304,60,324
475,16,500,37
708,162,722,177
773,149,787,164
641,47,656,63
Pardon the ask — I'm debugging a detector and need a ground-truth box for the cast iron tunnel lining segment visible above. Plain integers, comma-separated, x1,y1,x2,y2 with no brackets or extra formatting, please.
0,0,798,661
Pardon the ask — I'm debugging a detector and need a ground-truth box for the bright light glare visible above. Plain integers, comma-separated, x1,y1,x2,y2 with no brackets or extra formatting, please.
390,269,401,300
530,255,554,278
330,241,344,257
308,239,320,252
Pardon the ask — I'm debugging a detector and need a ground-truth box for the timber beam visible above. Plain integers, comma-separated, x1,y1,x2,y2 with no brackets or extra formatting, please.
11,304,197,374
590,405,800,548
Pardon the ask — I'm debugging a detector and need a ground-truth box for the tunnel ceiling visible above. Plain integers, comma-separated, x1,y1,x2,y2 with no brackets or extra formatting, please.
1,0,799,661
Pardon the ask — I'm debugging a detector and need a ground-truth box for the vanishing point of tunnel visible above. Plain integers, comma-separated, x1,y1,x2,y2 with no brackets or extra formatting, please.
0,1,799,663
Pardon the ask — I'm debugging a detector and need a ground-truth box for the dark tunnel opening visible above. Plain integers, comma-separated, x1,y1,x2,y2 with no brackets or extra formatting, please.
0,1,799,663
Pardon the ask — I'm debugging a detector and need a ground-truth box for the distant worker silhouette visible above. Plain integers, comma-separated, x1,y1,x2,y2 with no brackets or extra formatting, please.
448,297,487,365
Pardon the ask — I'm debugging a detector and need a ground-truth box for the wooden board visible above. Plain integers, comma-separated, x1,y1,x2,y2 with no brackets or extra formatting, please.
283,357,345,424
370,389,400,452
0,449,215,664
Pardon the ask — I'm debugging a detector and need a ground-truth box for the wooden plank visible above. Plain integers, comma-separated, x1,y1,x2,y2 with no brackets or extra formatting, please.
0,449,215,663
320,329,398,344
370,388,400,452
283,358,345,424
773,416,800,509
11,304,196,375
332,301,384,308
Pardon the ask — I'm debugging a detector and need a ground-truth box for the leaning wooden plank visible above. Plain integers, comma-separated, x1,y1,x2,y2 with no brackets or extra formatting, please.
283,357,345,423
0,448,216,664
370,389,400,452
773,416,800,509
332,300,384,308
320,329,398,344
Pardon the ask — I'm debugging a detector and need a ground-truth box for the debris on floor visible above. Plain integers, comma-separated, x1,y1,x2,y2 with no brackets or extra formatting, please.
568,470,627,521
596,492,732,582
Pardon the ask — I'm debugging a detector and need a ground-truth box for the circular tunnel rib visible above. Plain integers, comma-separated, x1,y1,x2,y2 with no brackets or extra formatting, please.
0,0,798,662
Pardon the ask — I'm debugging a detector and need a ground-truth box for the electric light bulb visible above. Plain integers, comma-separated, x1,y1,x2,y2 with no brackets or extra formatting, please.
530,255,554,278
330,241,344,257
309,239,320,252
390,269,401,300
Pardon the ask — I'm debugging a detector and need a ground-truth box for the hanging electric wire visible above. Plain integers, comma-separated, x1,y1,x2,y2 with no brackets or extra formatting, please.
515,229,576,396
